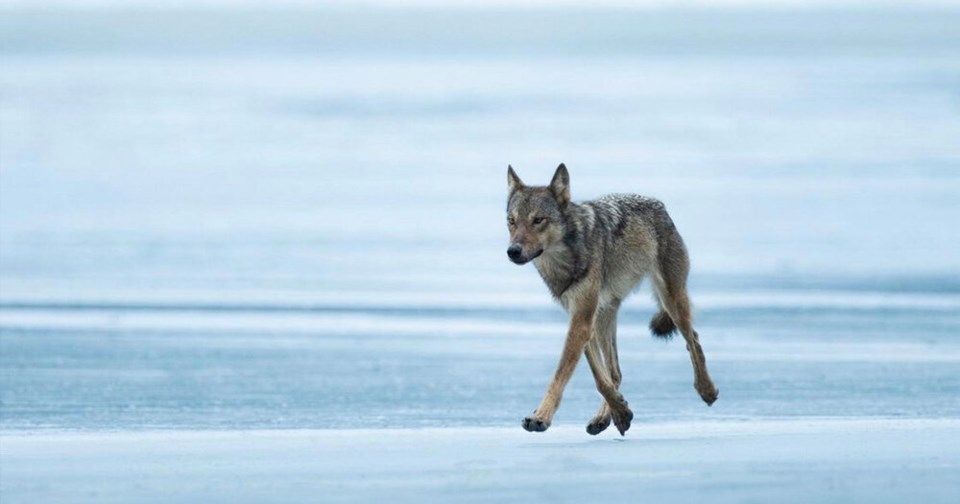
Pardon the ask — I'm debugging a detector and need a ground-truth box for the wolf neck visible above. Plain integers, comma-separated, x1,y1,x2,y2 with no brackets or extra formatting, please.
533,202,591,301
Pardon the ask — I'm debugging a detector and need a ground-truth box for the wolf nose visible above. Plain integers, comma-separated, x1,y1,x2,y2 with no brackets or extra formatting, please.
507,245,523,261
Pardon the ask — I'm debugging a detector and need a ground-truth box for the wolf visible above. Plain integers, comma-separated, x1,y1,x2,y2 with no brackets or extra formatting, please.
505,164,719,436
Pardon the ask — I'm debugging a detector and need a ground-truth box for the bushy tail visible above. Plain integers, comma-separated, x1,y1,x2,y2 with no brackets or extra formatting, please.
649,310,677,339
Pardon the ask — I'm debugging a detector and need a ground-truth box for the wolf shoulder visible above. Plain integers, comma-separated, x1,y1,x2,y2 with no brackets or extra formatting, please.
587,193,670,220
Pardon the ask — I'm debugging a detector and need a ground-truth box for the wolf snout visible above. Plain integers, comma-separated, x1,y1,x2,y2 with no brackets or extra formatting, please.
507,245,524,262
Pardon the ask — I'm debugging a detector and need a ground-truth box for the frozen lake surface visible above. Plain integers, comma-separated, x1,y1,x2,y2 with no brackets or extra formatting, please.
4,419,960,504
2,4,960,503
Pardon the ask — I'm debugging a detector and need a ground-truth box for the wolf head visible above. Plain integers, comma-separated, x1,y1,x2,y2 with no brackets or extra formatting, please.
505,164,570,265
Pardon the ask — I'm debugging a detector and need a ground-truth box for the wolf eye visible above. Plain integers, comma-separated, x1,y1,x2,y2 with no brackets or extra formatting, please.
532,216,546,225
508,217,516,226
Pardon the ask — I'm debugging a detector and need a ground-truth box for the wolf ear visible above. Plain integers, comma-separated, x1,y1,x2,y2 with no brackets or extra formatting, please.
507,165,524,194
550,163,570,207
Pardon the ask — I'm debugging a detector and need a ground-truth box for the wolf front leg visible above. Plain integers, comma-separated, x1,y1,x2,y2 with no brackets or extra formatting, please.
583,340,632,435
586,301,628,435
522,287,598,433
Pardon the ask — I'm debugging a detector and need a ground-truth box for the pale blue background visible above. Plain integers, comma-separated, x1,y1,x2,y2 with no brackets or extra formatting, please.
3,1,960,429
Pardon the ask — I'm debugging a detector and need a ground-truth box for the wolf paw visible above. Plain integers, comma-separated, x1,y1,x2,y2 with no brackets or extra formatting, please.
522,415,550,432
586,415,611,435
696,382,719,406
611,406,633,436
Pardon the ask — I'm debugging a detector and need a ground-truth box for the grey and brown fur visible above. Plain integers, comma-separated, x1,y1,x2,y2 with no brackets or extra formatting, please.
506,164,718,436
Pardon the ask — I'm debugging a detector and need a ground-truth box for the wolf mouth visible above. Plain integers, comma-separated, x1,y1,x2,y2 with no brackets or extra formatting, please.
510,249,543,265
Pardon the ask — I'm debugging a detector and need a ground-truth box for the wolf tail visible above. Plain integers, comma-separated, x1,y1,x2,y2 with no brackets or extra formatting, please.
649,310,677,339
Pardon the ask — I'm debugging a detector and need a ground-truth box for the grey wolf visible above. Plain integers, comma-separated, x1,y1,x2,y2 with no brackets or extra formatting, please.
505,164,719,435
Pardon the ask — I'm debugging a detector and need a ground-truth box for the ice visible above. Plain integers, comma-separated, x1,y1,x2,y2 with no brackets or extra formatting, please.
3,420,959,504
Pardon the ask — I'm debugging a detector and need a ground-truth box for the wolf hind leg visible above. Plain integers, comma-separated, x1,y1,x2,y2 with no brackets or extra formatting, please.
653,253,718,405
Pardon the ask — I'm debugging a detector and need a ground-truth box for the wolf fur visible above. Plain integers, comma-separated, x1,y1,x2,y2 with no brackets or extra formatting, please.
505,164,718,436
